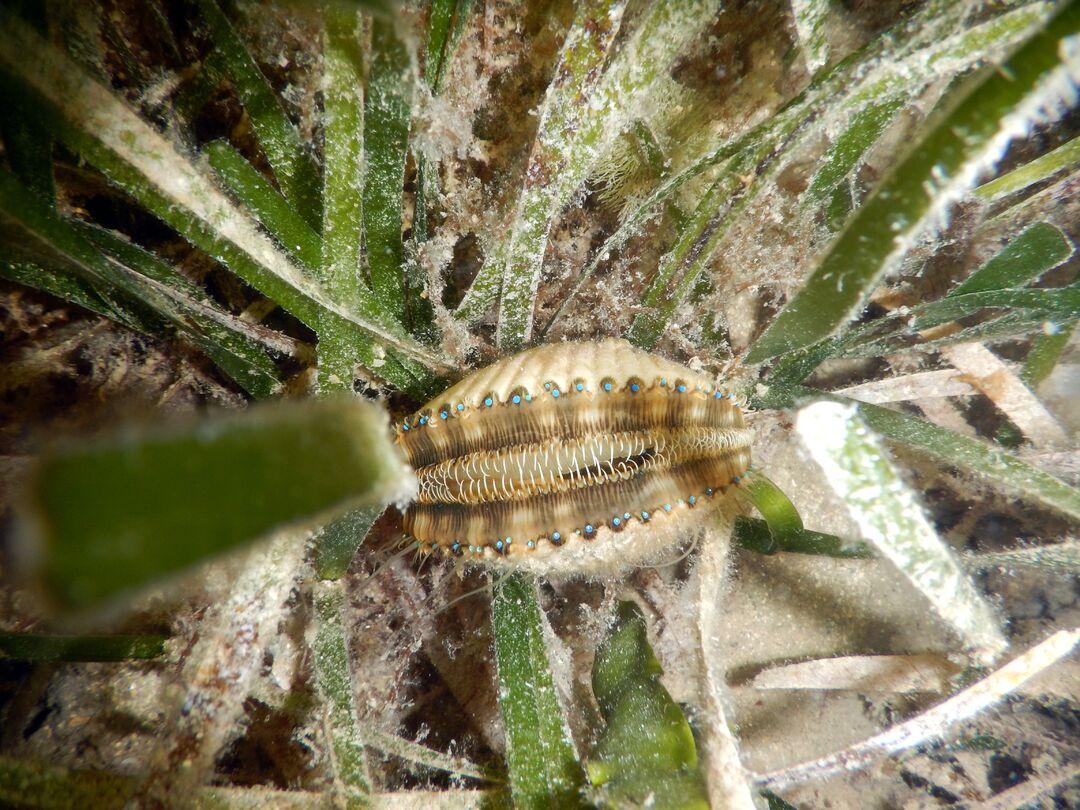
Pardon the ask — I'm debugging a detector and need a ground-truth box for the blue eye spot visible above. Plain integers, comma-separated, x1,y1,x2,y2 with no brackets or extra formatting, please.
551,531,562,542
733,476,742,484
660,378,667,386
640,511,650,521
484,397,493,407
714,391,723,399
575,382,584,392
603,382,613,392
552,389,560,398
419,416,428,424
677,384,687,393
505,537,513,545
585,523,594,534
705,487,714,496
402,422,410,431
525,393,533,401
623,512,631,521
456,403,465,412
544,382,552,390
495,540,504,550
512,394,521,404
688,495,696,505
663,503,672,512
630,383,640,393
612,516,621,527
440,410,449,420
527,540,536,549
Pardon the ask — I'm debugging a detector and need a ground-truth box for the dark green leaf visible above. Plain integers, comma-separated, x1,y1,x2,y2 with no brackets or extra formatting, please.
78,221,285,398
0,167,282,398
424,0,475,95
805,96,905,209
0,169,168,335
587,601,708,810
1022,322,1076,387
313,506,382,581
911,286,1080,331
762,790,801,810
741,471,803,542
0,259,142,332
0,82,54,204
734,516,872,558
0,21,447,394
950,222,1074,296
738,473,873,557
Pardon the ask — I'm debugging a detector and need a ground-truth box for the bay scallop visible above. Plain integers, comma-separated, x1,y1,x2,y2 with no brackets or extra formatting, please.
393,339,752,575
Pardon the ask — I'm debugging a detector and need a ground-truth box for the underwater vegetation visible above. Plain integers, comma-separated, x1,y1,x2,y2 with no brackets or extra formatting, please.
0,0,1079,807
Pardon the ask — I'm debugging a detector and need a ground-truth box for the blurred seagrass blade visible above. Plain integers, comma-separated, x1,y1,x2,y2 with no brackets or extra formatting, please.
0,13,448,396
0,632,166,662
0,753,365,808
757,385,1080,524
20,397,415,612
586,601,708,810
795,401,1008,665
491,574,587,809
745,2,1080,364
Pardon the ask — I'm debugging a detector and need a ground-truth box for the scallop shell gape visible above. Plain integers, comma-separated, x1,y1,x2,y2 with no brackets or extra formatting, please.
393,339,752,575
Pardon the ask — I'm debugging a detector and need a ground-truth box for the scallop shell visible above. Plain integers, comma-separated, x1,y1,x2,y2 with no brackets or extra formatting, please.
393,339,751,575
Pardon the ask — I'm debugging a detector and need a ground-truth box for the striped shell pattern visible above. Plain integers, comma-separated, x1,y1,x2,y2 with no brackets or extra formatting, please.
393,339,752,575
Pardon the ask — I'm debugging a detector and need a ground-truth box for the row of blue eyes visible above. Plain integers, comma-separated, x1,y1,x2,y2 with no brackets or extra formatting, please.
400,383,738,430
444,482,743,555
